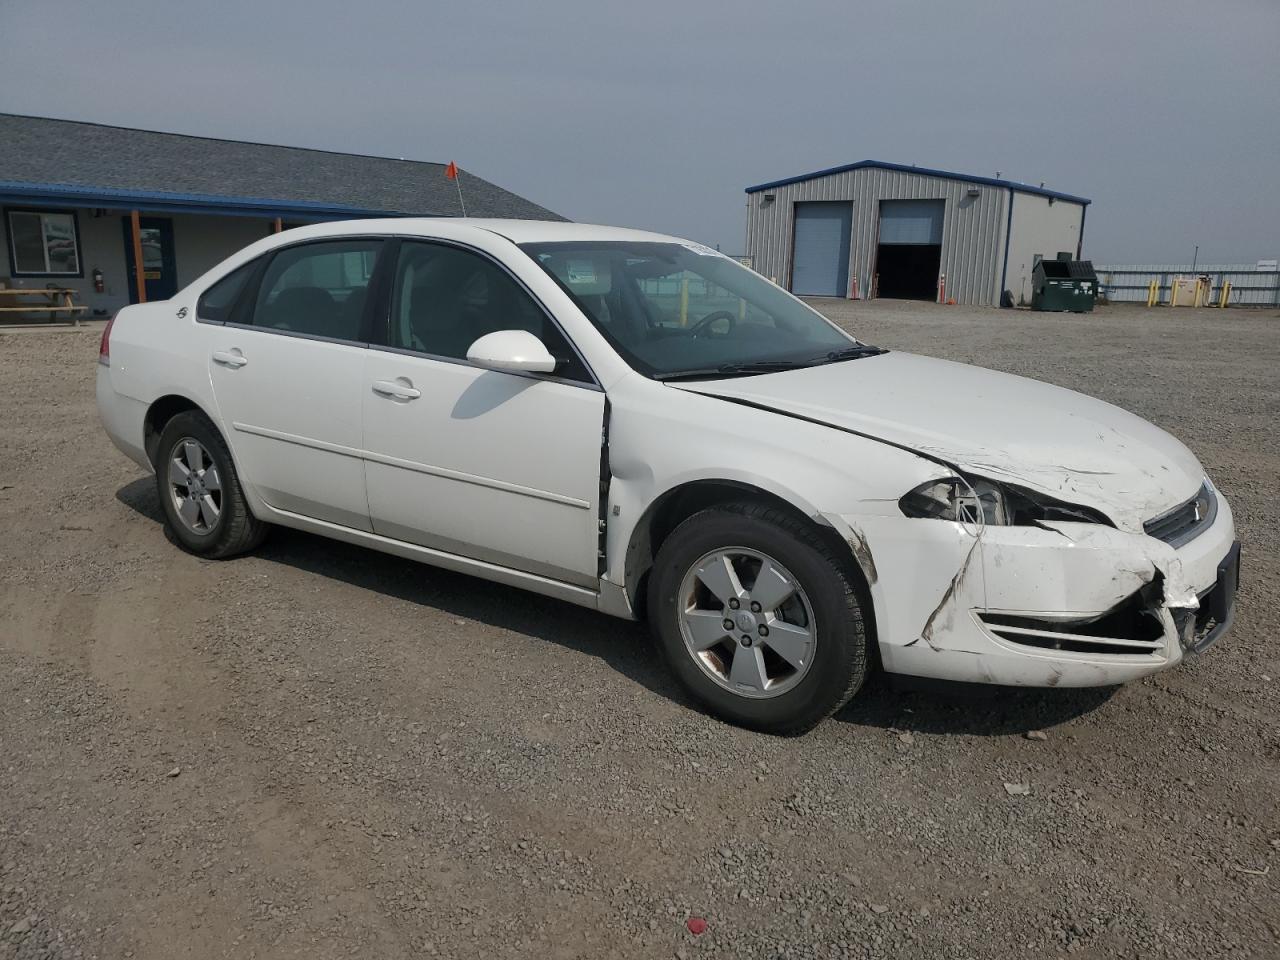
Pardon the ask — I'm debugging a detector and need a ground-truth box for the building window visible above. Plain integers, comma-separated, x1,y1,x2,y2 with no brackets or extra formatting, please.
5,209,82,277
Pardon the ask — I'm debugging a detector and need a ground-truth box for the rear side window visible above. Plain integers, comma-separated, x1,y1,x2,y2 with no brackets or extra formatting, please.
196,262,254,323
250,240,382,342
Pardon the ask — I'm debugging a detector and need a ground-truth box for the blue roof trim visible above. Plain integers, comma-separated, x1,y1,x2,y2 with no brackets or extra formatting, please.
744,160,1091,205
0,180,416,220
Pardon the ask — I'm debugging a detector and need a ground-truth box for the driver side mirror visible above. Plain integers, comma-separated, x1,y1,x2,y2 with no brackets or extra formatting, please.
466,329,557,374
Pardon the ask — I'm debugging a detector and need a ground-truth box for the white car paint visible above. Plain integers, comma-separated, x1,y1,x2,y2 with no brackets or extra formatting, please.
209,329,371,530
360,342,604,586
97,217,1238,693
674,352,1204,532
466,329,558,373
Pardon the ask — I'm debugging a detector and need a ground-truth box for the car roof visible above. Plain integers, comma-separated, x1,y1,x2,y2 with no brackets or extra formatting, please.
275,217,686,247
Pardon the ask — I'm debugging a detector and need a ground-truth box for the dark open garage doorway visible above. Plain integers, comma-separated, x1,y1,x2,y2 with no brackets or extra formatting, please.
874,199,944,301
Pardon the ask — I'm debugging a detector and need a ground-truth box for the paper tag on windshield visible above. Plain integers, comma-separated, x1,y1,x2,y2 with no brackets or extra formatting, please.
565,260,597,286
677,240,723,258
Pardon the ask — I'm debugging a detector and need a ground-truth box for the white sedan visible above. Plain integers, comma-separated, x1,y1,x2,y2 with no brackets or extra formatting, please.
97,219,1240,733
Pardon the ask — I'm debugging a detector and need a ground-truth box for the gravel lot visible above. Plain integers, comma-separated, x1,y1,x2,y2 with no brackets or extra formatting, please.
2,300,1277,959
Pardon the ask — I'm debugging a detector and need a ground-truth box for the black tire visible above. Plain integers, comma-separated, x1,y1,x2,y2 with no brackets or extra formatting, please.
648,501,870,735
154,410,267,558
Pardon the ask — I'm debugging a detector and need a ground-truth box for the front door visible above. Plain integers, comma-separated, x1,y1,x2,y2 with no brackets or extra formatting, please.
122,216,178,302
206,237,384,531
362,240,605,587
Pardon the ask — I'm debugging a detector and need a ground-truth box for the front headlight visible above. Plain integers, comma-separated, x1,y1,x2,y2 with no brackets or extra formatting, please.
899,478,1009,525
899,476,1113,527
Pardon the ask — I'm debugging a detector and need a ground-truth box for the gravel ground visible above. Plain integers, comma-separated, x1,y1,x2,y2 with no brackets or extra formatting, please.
1,301,1277,959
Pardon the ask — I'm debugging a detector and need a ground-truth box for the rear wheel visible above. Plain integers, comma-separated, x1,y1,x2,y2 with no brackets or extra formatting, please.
155,411,267,558
648,501,870,734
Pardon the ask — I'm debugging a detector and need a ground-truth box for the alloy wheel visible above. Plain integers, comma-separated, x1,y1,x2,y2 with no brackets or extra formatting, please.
168,437,222,534
677,547,817,699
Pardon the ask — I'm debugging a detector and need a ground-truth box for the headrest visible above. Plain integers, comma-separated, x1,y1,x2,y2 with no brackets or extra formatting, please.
546,254,612,297
273,286,335,311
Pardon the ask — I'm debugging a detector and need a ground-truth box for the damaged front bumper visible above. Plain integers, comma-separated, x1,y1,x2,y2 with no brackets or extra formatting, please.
825,491,1238,688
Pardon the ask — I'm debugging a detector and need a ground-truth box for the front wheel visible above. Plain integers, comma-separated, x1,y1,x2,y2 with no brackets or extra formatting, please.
648,502,870,734
155,410,267,558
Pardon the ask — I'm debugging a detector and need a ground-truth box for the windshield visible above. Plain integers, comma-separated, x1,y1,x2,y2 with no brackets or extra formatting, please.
521,241,877,379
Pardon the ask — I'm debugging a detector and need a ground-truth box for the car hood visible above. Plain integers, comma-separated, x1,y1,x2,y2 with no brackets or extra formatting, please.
671,352,1204,532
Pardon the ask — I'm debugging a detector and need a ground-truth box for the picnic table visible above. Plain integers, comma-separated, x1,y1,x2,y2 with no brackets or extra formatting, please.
0,286,88,326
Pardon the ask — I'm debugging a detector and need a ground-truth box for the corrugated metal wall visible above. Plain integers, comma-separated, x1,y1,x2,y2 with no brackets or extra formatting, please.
746,167,1012,305
1004,193,1086,305
1095,264,1280,306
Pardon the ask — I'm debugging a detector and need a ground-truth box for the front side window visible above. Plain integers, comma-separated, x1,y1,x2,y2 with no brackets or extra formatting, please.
250,240,382,341
521,241,872,379
6,209,81,276
388,241,591,382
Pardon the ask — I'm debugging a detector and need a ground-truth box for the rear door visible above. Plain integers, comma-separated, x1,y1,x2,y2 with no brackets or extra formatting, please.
362,239,605,586
206,238,383,531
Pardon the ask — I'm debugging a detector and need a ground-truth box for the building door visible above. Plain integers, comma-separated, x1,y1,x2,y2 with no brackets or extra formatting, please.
122,216,178,302
874,200,944,300
790,202,851,297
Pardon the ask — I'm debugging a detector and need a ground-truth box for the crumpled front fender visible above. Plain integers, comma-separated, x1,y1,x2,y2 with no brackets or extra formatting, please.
819,504,1232,688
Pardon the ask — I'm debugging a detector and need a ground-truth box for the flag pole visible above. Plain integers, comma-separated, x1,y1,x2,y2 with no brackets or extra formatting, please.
446,161,467,217
454,172,467,217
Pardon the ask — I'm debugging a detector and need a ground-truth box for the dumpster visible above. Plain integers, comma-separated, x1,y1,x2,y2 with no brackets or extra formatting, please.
1031,253,1097,312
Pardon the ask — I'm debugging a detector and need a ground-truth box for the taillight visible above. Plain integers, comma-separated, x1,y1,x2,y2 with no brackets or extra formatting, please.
98,316,115,366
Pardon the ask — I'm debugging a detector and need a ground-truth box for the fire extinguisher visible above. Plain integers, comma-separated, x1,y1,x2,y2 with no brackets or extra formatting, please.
92,267,105,294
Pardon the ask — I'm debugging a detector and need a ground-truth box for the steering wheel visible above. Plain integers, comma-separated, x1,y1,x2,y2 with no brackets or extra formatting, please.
688,310,737,338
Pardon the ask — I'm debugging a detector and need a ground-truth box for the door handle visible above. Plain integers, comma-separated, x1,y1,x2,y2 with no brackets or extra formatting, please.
212,349,248,368
371,379,421,400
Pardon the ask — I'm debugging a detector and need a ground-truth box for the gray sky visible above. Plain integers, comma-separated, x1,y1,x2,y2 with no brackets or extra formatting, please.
2,0,1276,262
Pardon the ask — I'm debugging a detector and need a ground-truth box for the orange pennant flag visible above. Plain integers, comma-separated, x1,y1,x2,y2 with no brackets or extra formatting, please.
445,161,458,180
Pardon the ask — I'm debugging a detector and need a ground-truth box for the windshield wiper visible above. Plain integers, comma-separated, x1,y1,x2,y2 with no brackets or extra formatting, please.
815,344,888,363
654,360,813,382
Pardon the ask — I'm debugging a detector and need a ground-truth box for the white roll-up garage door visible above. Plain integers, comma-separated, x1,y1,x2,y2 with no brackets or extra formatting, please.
878,200,945,244
791,202,851,297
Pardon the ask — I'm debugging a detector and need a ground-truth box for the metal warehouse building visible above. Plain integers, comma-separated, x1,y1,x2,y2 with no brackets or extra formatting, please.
744,161,1090,306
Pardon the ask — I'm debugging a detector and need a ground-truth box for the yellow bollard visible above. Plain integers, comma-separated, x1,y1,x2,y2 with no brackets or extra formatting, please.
679,276,689,326
1219,281,1231,308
